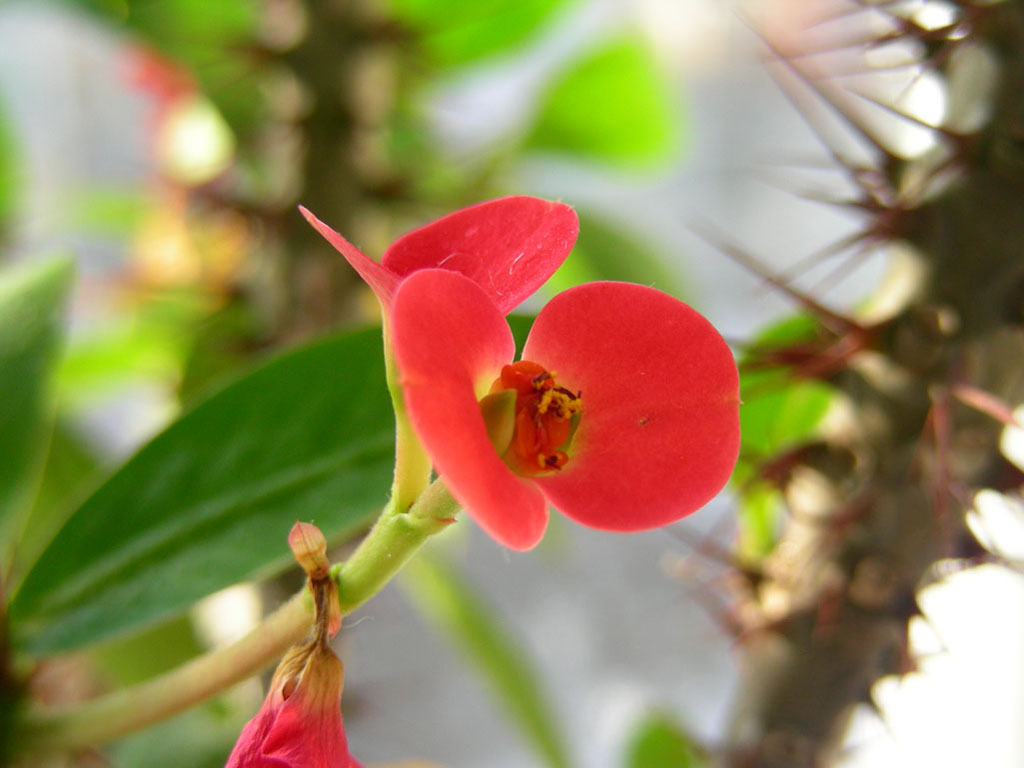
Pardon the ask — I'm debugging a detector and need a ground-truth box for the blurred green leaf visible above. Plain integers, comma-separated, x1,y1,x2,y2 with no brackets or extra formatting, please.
527,37,680,167
111,697,246,768
0,258,75,569
8,421,102,587
67,188,150,238
739,369,832,459
11,328,394,654
62,0,130,19
390,0,575,68
178,297,260,405
733,314,834,559
119,0,260,134
543,212,685,297
92,614,204,687
623,712,704,768
57,289,207,407
736,482,783,561
738,314,833,459
0,99,21,241
402,555,573,768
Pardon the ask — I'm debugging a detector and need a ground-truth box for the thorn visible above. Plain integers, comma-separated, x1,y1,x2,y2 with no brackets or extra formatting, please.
776,229,875,284
951,383,1022,428
759,46,876,186
803,0,909,30
820,59,924,80
806,238,881,297
747,168,866,210
780,28,903,60
846,87,967,146
755,26,902,166
754,152,861,172
688,216,864,336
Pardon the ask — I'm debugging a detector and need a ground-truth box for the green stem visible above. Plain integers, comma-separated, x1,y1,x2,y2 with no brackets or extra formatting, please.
335,478,458,611
15,479,459,755
17,591,311,753
382,319,433,514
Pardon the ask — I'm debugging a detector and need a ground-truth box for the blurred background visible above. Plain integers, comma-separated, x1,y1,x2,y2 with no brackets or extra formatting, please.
2,0,1023,766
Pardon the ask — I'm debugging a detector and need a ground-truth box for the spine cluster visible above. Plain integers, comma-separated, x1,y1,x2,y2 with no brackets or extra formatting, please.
722,2,1024,765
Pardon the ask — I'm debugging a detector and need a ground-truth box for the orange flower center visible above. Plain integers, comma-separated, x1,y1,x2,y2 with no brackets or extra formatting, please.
491,360,581,473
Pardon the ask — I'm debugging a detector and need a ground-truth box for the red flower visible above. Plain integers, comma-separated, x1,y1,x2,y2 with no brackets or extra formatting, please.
300,196,578,313
226,522,360,768
389,269,741,550
225,640,361,768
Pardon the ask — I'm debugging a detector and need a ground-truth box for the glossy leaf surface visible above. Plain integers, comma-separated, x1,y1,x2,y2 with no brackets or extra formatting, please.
12,328,393,654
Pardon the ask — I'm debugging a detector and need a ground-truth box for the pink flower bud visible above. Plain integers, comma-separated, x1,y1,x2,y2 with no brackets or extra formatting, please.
225,640,362,768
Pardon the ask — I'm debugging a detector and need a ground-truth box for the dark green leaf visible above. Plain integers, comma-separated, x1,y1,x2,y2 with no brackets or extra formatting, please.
11,328,394,654
507,314,534,358
402,555,573,768
542,212,686,298
527,38,680,167
623,712,704,768
390,0,576,68
0,258,75,569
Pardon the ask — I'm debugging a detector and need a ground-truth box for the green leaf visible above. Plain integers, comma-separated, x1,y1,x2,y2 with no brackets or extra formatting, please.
542,212,685,298
91,614,204,687
527,37,680,167
739,369,832,459
738,314,833,460
0,98,21,241
57,288,207,407
507,314,534,358
623,712,704,768
389,0,576,68
0,258,75,569
7,421,102,587
67,188,149,238
111,698,247,768
733,314,834,559
401,555,573,768
11,328,394,654
736,482,784,561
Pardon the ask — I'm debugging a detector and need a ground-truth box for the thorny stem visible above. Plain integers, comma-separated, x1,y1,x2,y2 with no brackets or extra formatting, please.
14,479,458,755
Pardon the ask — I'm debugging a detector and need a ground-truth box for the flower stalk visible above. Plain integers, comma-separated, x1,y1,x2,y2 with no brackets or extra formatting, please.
13,479,459,755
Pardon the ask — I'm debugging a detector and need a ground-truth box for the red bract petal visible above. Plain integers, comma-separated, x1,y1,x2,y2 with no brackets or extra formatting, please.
382,196,578,313
226,644,357,768
299,206,401,306
524,282,740,531
391,269,549,549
